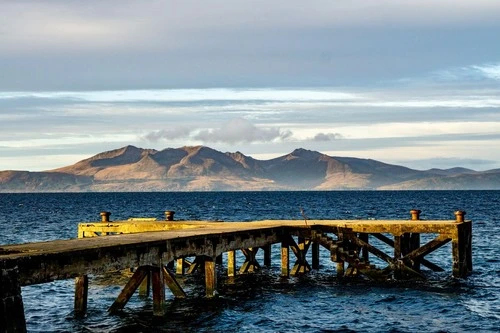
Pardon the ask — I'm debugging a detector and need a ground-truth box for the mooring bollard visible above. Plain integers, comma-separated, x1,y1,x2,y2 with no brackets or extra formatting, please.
454,210,466,223
165,211,175,221
410,209,421,221
100,211,111,222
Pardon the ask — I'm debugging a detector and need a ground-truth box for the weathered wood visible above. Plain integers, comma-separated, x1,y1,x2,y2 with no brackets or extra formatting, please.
74,275,88,316
370,233,441,272
162,267,186,298
394,235,403,279
262,244,271,267
227,251,236,277
290,236,311,276
138,269,151,297
0,265,26,333
358,233,369,262
176,258,184,275
281,241,289,277
204,258,217,298
108,266,149,313
312,242,320,269
452,222,472,278
0,216,473,325
151,266,165,316
404,235,451,260
239,248,261,274
186,256,204,274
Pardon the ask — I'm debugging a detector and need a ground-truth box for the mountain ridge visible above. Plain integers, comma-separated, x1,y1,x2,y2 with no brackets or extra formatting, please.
1,145,499,192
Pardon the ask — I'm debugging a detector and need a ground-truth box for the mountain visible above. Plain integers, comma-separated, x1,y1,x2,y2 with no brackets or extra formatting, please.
1,145,499,192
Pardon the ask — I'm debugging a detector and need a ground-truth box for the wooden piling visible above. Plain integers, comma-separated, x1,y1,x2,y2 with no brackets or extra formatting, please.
263,244,272,267
281,241,289,277
204,258,217,298
452,211,471,278
74,275,88,316
227,251,236,277
312,242,320,269
151,265,165,316
0,265,26,333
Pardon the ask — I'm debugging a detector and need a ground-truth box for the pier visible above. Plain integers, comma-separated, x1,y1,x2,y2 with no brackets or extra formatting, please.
0,210,472,332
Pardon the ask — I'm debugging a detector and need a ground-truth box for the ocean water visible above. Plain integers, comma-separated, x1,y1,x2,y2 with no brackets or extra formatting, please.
0,191,499,332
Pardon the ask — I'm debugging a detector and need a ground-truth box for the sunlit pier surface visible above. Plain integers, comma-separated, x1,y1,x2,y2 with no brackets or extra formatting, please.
0,210,472,333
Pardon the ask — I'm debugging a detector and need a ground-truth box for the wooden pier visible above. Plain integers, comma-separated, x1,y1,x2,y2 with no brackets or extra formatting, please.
0,210,472,333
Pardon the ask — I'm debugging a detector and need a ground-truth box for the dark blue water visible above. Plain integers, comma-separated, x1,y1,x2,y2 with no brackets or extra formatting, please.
1,191,499,332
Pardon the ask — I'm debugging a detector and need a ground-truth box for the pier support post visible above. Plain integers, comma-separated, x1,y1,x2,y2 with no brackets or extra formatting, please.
290,237,311,275
262,245,272,267
74,275,88,316
227,251,236,277
358,233,369,263
205,257,217,298
281,241,289,277
0,265,26,333
408,209,422,271
239,248,261,274
452,211,472,278
312,242,320,269
152,265,166,316
393,235,403,279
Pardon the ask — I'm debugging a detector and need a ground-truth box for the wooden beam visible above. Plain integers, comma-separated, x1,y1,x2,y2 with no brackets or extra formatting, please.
176,258,184,275
404,235,451,260
74,275,88,317
311,242,320,270
205,258,217,298
109,266,149,314
227,251,236,277
138,269,151,297
151,266,165,316
239,248,261,274
162,267,186,298
281,241,289,277
262,244,271,267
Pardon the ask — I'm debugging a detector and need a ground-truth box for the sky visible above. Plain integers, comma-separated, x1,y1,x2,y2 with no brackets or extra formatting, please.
1,0,500,171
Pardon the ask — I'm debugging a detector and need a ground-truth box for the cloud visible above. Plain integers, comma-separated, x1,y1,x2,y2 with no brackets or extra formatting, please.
312,132,344,141
143,127,192,142
194,118,292,144
471,64,500,81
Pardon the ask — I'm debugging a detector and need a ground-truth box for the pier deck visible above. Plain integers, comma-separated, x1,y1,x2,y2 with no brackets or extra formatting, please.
0,214,472,333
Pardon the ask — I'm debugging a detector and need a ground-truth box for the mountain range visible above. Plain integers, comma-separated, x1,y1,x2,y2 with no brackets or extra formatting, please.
1,145,499,192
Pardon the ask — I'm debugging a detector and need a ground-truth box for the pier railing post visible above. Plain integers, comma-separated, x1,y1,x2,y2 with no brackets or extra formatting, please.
0,265,27,333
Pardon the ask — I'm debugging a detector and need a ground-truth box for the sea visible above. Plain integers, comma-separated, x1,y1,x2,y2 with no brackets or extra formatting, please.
0,191,499,333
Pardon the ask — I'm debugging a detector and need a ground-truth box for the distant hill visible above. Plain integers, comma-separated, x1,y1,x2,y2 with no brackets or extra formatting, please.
1,145,499,192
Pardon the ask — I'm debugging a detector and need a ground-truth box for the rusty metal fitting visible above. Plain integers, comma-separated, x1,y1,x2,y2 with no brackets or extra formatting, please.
165,210,175,221
100,211,111,222
454,210,466,223
410,209,421,221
